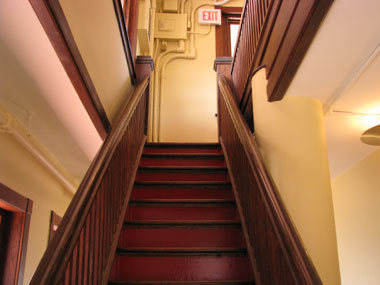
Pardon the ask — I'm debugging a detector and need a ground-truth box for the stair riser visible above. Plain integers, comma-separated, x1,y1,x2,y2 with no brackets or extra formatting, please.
135,172,229,182
126,207,239,221
143,148,222,154
110,256,253,281
140,158,226,167
131,188,234,200
119,228,245,248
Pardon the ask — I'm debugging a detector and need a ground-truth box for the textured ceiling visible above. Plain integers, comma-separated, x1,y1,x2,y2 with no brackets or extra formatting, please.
286,0,380,178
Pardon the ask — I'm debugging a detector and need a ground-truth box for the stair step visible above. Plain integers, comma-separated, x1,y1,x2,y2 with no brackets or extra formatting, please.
110,255,253,281
119,227,245,248
144,143,222,154
134,181,231,186
117,247,248,256
129,199,235,206
109,281,254,285
131,186,234,200
124,221,242,228
135,167,229,182
140,153,225,167
126,205,239,221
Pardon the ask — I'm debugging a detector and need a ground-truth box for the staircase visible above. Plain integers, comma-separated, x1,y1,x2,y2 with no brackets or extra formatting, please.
109,143,254,284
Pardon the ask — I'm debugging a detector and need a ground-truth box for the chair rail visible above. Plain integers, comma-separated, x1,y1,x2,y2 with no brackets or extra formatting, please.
218,75,322,284
30,77,150,285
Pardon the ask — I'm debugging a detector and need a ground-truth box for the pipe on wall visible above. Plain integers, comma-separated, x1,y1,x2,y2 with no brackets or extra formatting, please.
0,105,78,194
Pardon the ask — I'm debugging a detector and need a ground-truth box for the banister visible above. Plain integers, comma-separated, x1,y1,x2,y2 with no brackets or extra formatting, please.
230,0,333,127
217,75,322,284
30,77,149,284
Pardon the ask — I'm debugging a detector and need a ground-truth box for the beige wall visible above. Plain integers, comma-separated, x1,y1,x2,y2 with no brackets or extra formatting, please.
59,0,133,123
0,133,73,284
332,148,380,285
157,0,243,142
251,69,341,284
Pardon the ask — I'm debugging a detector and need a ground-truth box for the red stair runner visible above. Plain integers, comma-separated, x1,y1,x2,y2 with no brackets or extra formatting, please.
109,143,255,284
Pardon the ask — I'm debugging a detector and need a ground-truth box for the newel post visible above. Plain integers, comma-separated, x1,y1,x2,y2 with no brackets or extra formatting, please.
214,57,233,139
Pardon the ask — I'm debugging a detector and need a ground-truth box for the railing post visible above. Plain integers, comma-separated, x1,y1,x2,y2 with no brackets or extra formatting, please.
214,57,233,139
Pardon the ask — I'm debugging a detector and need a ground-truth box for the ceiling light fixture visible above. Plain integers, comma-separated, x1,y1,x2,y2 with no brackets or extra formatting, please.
326,109,380,146
360,124,380,146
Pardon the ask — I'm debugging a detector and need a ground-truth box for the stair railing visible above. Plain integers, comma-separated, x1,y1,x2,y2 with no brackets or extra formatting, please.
30,77,150,285
230,0,333,128
217,74,322,284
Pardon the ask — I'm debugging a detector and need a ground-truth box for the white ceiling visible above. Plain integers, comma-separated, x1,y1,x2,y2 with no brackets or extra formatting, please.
0,1,102,181
286,0,380,178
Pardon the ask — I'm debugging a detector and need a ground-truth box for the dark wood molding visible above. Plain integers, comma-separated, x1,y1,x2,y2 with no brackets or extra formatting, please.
113,0,137,85
0,183,33,285
136,56,154,83
101,135,147,284
49,211,62,243
30,77,150,284
220,138,261,284
230,0,333,129
217,75,322,284
265,0,334,102
214,57,233,72
29,0,111,139
215,7,242,57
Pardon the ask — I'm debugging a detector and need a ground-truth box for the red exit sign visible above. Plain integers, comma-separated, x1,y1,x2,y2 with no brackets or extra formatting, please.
198,9,221,25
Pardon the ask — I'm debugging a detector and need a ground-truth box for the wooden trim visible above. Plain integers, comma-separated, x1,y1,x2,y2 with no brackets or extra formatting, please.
218,75,322,284
215,7,242,57
220,138,261,284
29,77,149,284
136,56,154,83
0,183,33,285
49,211,62,243
101,135,147,284
213,57,233,72
29,0,111,139
266,0,333,101
113,0,137,85
18,200,33,285
0,183,29,213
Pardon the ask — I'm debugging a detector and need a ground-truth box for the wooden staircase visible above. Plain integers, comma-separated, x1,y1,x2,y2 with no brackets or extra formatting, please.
109,143,255,284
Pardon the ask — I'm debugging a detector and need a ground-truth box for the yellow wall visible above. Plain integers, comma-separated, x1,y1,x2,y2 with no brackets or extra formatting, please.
157,0,243,142
251,69,341,284
0,133,73,284
59,0,133,123
332,148,380,285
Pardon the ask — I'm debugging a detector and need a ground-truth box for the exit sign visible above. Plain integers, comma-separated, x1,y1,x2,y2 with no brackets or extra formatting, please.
198,9,221,25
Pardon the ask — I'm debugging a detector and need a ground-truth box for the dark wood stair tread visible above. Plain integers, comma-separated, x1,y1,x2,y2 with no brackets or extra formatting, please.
124,220,241,228
129,199,236,207
135,181,231,185
109,281,254,284
116,247,248,256
138,166,227,170
142,153,224,157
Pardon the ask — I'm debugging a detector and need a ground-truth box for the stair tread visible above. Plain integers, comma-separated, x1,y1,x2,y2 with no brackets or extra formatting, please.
110,277,253,283
130,199,235,206
139,166,227,170
142,153,224,157
135,181,231,185
145,143,221,147
125,220,241,228
117,247,248,255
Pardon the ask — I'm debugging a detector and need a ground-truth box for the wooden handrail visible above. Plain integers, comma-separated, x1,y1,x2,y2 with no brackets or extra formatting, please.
30,77,149,284
218,75,322,284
